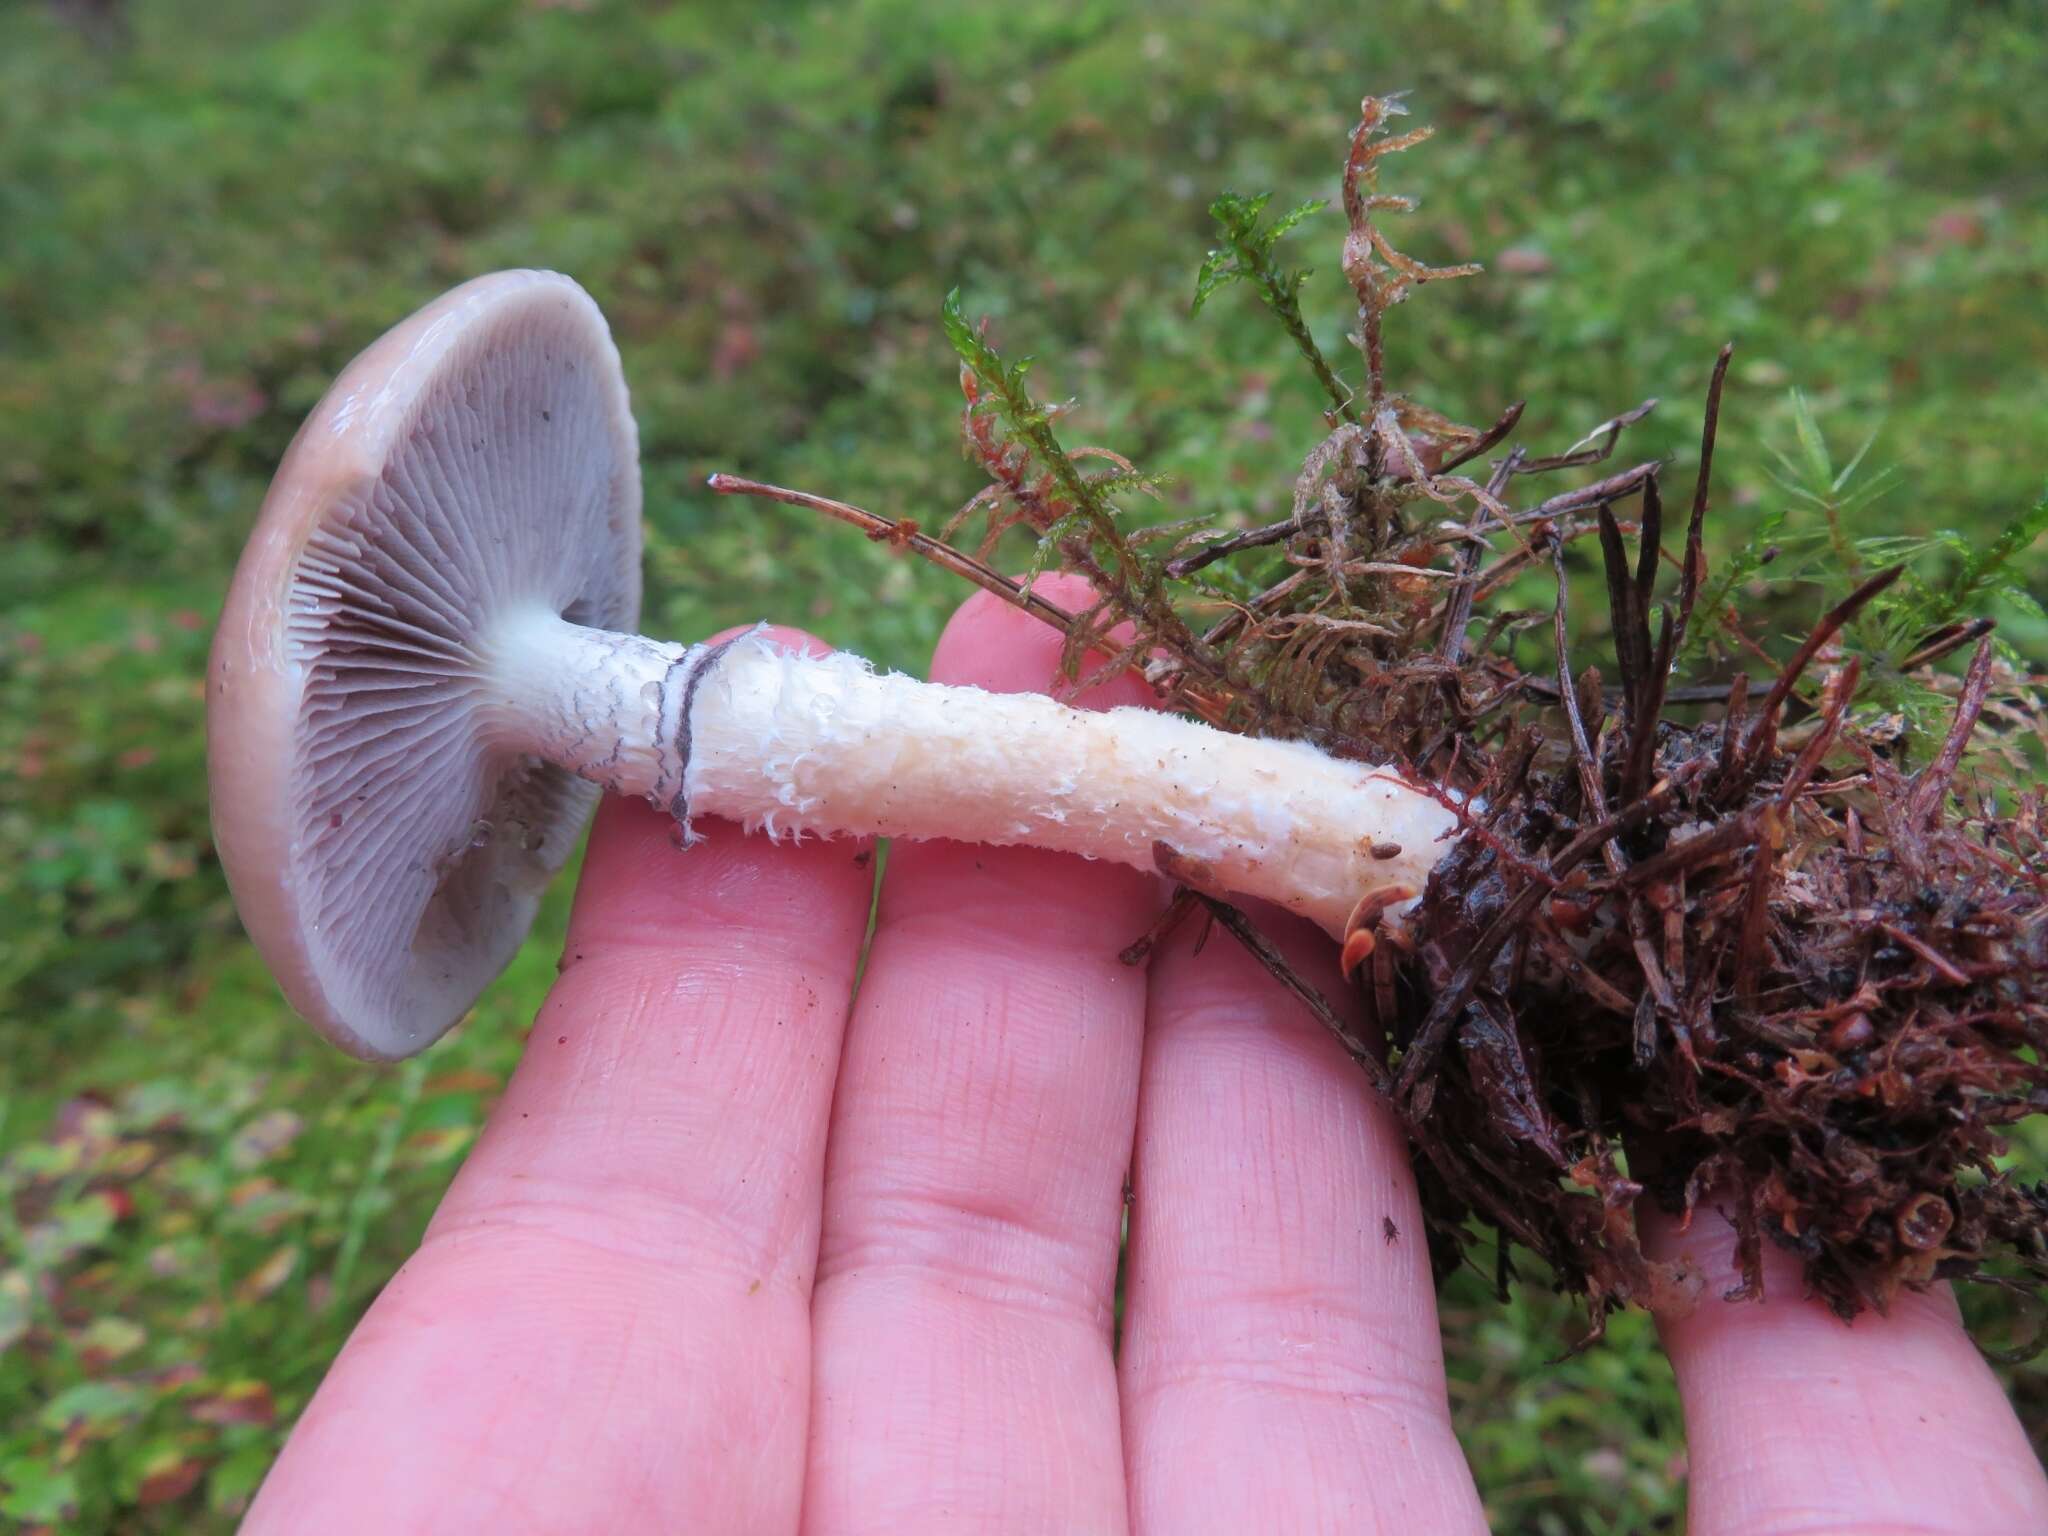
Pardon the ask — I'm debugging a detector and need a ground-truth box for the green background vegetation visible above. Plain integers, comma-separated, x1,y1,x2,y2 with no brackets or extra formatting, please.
3,0,2044,1529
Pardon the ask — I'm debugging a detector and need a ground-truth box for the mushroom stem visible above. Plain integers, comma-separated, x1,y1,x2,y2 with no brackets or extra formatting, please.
487,608,1462,936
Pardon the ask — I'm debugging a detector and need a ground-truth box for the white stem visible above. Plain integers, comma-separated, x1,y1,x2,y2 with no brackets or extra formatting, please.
487,610,1463,937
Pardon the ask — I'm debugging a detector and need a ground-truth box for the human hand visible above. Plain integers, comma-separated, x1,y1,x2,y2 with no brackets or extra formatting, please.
242,581,2048,1535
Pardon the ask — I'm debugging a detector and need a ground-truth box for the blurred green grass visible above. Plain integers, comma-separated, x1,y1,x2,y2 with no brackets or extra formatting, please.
2,0,2044,1529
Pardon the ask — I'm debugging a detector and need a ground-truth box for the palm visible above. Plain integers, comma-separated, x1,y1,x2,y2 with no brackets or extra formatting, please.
243,582,2046,1535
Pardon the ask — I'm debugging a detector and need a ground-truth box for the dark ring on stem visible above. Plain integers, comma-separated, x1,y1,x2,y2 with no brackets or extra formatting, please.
666,629,753,829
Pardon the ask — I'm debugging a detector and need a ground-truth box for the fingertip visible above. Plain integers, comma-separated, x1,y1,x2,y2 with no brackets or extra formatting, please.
1121,905,1479,1532
710,620,833,658
802,585,1160,1534
1642,1200,2048,1534
1151,898,1354,1022
1640,1195,1969,1338
931,574,1154,709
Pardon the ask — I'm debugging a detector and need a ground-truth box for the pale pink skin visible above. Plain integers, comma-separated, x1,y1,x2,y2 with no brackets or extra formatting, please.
244,579,2046,1535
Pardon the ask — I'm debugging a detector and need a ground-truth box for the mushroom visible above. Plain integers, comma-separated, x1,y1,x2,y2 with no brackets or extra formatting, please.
209,270,1464,1060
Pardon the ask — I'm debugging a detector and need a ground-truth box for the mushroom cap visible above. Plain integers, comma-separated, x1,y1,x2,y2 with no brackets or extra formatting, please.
208,271,642,1060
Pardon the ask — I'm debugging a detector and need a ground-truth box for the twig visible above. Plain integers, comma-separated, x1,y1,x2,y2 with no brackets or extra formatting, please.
1195,893,1394,1097
1549,536,1616,841
708,474,1081,634
1732,808,1783,1009
1521,461,1663,523
1518,676,1737,707
1437,449,1524,666
1898,618,1995,672
1118,888,1202,966
1670,343,1733,657
1559,515,1677,1013
1619,809,1761,887
1878,921,1974,987
1727,563,1905,785
1516,400,1657,473
1908,635,1997,828
1167,509,1319,579
1780,658,1861,805
1436,399,1527,474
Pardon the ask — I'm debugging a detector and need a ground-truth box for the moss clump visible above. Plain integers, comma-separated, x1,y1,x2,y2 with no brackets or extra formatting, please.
715,93,2048,1330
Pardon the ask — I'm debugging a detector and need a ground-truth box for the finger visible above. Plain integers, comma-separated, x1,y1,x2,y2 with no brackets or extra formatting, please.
1119,910,1488,1536
245,629,876,1536
1650,1206,2048,1536
802,579,1159,1535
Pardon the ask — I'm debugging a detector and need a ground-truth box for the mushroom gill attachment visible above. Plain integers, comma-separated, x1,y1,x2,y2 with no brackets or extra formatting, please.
207,271,641,1060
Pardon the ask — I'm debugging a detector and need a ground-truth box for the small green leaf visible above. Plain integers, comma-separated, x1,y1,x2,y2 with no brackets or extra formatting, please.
209,1442,275,1514
1190,249,1236,315
1787,389,1833,486
1265,197,1329,244
1192,190,1351,416
1832,424,1880,492
40,1378,143,1432
1208,189,1272,231
0,1456,79,1522
940,288,985,370
1930,487,2048,632
1082,468,1165,498
1997,582,2046,622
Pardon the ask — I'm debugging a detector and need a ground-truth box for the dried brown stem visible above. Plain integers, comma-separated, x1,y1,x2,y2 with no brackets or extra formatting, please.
1436,399,1527,474
1195,893,1394,1098
1671,343,1733,656
708,474,1081,635
1727,564,1906,788
1909,636,1998,828
1119,887,1203,966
